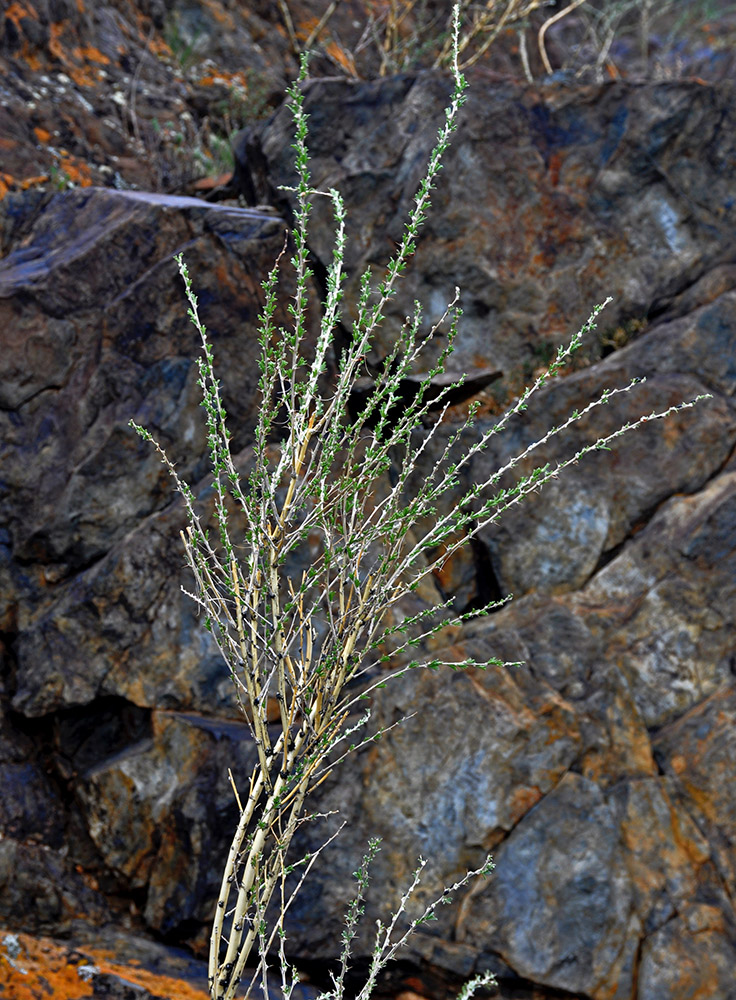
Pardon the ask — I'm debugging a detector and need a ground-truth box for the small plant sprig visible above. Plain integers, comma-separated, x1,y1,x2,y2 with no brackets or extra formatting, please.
131,7,708,1000
319,840,497,1000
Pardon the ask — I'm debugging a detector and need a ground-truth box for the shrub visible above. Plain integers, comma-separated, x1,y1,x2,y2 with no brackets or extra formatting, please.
131,7,705,999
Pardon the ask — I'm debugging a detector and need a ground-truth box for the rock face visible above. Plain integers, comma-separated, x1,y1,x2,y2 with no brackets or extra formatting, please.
2,0,732,205
1,187,319,722
255,75,736,390
279,472,736,997
0,0,299,198
0,926,212,1000
2,61,736,1000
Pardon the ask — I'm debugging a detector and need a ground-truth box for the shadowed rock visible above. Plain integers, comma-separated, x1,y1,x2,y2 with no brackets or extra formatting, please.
2,71,736,1000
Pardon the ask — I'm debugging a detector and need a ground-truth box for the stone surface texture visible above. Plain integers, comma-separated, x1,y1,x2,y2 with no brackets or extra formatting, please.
2,6,736,1000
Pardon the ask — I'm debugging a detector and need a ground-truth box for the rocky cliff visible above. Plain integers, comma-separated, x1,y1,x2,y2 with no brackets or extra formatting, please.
1,3,736,999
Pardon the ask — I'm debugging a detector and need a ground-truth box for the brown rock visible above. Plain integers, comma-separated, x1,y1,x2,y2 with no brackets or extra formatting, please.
607,778,711,932
0,0,293,198
77,710,260,936
1,187,319,717
580,471,736,729
0,840,110,937
363,661,583,861
0,701,68,847
406,295,736,600
11,489,233,717
257,78,736,388
281,472,736,991
460,772,636,997
3,47,736,1000
0,927,211,1000
257,73,736,600
654,686,736,901
0,188,299,570
637,905,736,1000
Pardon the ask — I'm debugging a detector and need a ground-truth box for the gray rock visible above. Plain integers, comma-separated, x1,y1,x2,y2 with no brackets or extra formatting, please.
654,685,736,902
0,839,111,936
3,71,736,1000
77,709,261,936
256,78,736,388
461,772,634,996
637,906,736,1000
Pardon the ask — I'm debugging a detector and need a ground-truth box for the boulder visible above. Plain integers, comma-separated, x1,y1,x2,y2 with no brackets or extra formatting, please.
0,839,111,937
278,472,736,997
2,69,736,1000
77,709,261,937
254,76,736,393
0,187,319,718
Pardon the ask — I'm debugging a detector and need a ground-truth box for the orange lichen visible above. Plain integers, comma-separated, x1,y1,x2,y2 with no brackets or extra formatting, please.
214,260,241,297
429,538,462,593
47,22,67,62
5,2,39,28
43,23,110,84
57,154,94,186
548,149,562,187
0,932,94,1000
670,805,711,867
0,931,210,1000
0,172,55,200
86,947,210,999
129,5,151,36
68,64,100,86
507,784,543,825
148,34,173,58
33,126,51,143
72,44,110,65
201,0,235,29
197,68,248,89
680,778,718,825
21,174,51,188
6,1,45,68
325,40,357,75
297,15,320,37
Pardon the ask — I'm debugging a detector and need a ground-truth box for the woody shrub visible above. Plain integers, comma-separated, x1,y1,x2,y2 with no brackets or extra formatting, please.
132,8,705,999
